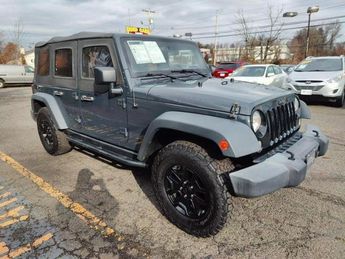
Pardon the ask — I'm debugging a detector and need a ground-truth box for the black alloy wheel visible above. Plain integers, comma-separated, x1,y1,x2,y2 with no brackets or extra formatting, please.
151,140,235,237
164,164,211,219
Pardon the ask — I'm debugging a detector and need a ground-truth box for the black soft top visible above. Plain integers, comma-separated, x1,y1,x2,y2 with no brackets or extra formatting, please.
35,31,193,48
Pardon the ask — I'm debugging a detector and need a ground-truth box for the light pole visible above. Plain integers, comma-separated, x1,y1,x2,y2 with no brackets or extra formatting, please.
305,6,319,58
142,9,156,32
213,10,222,66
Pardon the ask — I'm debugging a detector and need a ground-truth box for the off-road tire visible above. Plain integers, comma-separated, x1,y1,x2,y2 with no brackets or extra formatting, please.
334,89,344,107
0,79,4,88
151,140,235,237
37,107,72,155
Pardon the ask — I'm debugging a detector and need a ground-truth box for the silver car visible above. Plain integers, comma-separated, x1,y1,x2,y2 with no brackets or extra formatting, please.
287,56,345,107
0,65,34,88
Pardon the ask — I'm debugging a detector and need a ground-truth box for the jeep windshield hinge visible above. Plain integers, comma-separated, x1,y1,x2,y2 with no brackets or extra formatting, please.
120,128,128,138
229,103,241,119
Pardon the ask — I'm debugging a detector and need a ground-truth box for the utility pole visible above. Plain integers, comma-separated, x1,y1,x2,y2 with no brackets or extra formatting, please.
128,8,131,26
213,10,221,65
142,9,156,32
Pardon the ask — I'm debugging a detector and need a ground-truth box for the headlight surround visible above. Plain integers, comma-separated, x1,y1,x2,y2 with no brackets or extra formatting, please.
287,77,293,83
251,110,267,138
294,97,300,111
327,75,342,83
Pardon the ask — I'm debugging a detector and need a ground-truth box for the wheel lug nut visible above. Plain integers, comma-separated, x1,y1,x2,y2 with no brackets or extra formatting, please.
183,194,187,198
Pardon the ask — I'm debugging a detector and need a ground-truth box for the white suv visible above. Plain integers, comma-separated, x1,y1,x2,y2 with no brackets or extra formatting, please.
287,56,345,107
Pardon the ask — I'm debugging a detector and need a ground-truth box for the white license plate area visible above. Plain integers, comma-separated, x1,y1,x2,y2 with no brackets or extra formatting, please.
301,89,312,95
306,148,318,168
220,73,225,77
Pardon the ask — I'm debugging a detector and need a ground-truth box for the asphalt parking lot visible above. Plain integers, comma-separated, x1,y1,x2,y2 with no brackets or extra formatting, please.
0,86,345,258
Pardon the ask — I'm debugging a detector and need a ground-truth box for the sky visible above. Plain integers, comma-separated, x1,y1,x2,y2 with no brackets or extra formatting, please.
0,0,344,49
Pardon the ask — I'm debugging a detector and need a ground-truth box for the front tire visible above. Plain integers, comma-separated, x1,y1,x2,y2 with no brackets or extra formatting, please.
37,107,72,155
0,79,4,88
151,140,234,237
334,89,344,107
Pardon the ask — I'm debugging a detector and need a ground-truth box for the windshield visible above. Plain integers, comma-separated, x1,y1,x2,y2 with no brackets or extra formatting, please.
121,37,209,77
232,66,266,77
295,58,343,72
217,63,240,70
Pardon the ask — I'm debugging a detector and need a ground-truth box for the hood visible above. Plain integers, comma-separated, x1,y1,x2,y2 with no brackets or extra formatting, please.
230,77,263,84
289,71,341,81
139,78,292,115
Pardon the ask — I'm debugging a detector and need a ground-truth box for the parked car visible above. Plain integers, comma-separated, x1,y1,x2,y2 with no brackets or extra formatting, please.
0,64,34,88
31,32,328,237
227,64,288,88
280,64,295,74
212,61,246,78
287,56,345,107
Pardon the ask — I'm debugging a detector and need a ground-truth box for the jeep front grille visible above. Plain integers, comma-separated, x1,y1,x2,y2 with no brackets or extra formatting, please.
266,102,298,146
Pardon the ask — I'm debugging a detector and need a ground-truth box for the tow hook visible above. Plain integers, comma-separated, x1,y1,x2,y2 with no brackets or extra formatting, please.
312,130,319,137
286,151,295,160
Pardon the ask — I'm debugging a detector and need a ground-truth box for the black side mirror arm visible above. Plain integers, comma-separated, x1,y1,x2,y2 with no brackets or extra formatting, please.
109,82,123,98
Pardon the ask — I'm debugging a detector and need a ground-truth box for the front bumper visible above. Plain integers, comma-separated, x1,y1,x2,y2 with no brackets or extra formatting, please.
229,125,329,198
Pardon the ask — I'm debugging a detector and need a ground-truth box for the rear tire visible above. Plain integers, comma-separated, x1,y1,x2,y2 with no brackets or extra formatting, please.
151,140,234,237
0,79,4,88
37,107,72,155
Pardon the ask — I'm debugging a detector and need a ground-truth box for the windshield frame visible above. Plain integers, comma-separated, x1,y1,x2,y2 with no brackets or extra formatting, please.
120,36,210,78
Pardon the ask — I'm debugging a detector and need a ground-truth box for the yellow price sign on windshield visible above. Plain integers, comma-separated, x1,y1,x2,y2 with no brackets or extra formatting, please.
126,26,151,35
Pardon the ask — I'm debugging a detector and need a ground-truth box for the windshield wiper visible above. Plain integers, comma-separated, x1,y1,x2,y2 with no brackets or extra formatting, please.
141,73,179,81
171,69,207,78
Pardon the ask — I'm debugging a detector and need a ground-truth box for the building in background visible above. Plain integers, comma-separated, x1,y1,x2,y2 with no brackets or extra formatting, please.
24,50,35,68
215,44,292,63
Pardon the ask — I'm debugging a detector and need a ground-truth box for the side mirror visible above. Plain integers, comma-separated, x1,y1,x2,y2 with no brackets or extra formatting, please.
94,67,116,84
93,67,122,96
266,72,275,77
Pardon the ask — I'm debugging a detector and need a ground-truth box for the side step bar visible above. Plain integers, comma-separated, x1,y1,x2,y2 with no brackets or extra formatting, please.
67,131,147,168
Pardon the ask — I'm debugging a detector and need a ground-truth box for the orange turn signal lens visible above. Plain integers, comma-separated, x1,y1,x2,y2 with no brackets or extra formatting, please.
218,139,230,151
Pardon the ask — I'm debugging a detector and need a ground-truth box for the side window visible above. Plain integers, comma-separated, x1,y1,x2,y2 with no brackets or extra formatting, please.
266,66,274,76
37,47,50,76
55,49,73,77
82,46,113,78
273,66,281,74
25,65,34,73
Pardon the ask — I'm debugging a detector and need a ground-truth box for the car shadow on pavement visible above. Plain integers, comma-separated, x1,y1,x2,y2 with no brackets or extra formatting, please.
74,147,162,212
131,168,162,213
72,147,162,214
61,168,119,221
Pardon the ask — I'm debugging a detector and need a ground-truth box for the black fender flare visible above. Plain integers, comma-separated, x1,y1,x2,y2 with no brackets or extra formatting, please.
137,111,262,161
31,92,68,129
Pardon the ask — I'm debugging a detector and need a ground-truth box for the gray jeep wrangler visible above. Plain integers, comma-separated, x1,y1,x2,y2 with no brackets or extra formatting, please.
31,32,329,237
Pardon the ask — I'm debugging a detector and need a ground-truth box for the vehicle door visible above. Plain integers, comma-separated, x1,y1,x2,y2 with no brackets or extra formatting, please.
273,66,285,87
1,66,22,84
23,65,34,83
47,42,80,130
77,39,128,147
264,66,276,86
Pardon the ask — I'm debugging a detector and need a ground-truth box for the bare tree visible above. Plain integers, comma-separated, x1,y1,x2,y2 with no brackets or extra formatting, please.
11,18,25,62
288,21,342,62
325,21,341,51
236,5,284,63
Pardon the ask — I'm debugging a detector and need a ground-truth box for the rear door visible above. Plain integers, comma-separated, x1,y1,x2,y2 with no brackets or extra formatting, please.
49,42,80,130
23,65,34,83
76,39,128,146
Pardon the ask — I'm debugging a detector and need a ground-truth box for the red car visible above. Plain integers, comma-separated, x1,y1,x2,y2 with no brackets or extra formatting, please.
212,61,247,78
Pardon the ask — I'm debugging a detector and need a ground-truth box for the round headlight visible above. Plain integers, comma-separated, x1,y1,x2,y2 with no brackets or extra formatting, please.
252,111,262,132
294,97,300,111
